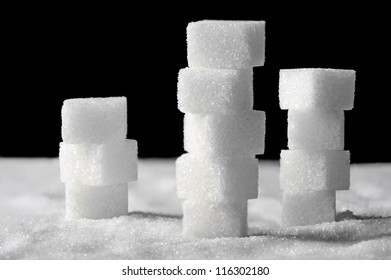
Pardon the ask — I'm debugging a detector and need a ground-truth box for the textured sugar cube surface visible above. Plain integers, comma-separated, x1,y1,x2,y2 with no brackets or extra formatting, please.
184,110,265,156
279,68,356,110
177,68,253,114
176,154,258,202
60,139,137,186
182,200,248,238
65,183,128,220
282,191,336,226
187,20,265,69
280,150,350,191
288,109,344,150
62,97,127,143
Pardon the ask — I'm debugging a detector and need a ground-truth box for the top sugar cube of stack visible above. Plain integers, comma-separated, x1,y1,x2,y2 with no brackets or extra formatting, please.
187,20,265,69
62,97,127,143
279,68,356,110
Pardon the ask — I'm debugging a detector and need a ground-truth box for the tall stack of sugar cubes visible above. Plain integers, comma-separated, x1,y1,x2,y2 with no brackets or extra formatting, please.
177,20,266,238
279,69,356,226
59,97,137,219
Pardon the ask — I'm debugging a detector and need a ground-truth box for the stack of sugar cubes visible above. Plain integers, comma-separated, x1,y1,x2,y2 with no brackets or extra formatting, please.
279,69,356,226
59,97,137,219
177,20,266,238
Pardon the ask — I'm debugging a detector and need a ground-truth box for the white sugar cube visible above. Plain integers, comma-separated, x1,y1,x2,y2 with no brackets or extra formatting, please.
182,200,248,238
187,20,265,69
62,97,127,143
66,183,128,220
279,68,356,110
282,191,336,226
288,110,344,150
280,150,350,191
184,110,265,157
176,154,258,202
177,68,253,114
60,139,137,186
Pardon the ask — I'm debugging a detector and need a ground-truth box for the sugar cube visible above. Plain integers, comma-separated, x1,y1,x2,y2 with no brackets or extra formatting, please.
282,191,336,226
62,97,127,143
60,139,137,186
280,150,350,191
279,68,356,110
177,68,253,114
184,110,265,156
176,154,258,202
65,183,128,219
187,20,265,69
288,109,344,150
182,200,248,238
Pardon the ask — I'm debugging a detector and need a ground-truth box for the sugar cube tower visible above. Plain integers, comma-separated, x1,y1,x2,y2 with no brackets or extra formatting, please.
177,20,266,238
278,69,356,226
60,97,137,219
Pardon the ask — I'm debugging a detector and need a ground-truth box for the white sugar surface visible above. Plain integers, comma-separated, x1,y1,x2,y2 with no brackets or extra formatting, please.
0,158,390,259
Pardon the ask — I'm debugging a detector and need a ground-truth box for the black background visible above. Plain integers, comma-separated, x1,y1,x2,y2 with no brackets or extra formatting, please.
1,4,390,163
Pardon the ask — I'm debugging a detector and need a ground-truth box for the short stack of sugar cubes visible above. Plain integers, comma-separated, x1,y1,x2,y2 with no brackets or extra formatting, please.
279,69,356,226
60,97,137,219
177,20,266,238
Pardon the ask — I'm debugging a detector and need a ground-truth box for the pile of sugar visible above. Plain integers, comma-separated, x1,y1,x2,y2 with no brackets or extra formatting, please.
279,69,356,226
0,158,390,259
60,97,137,219
177,20,266,238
